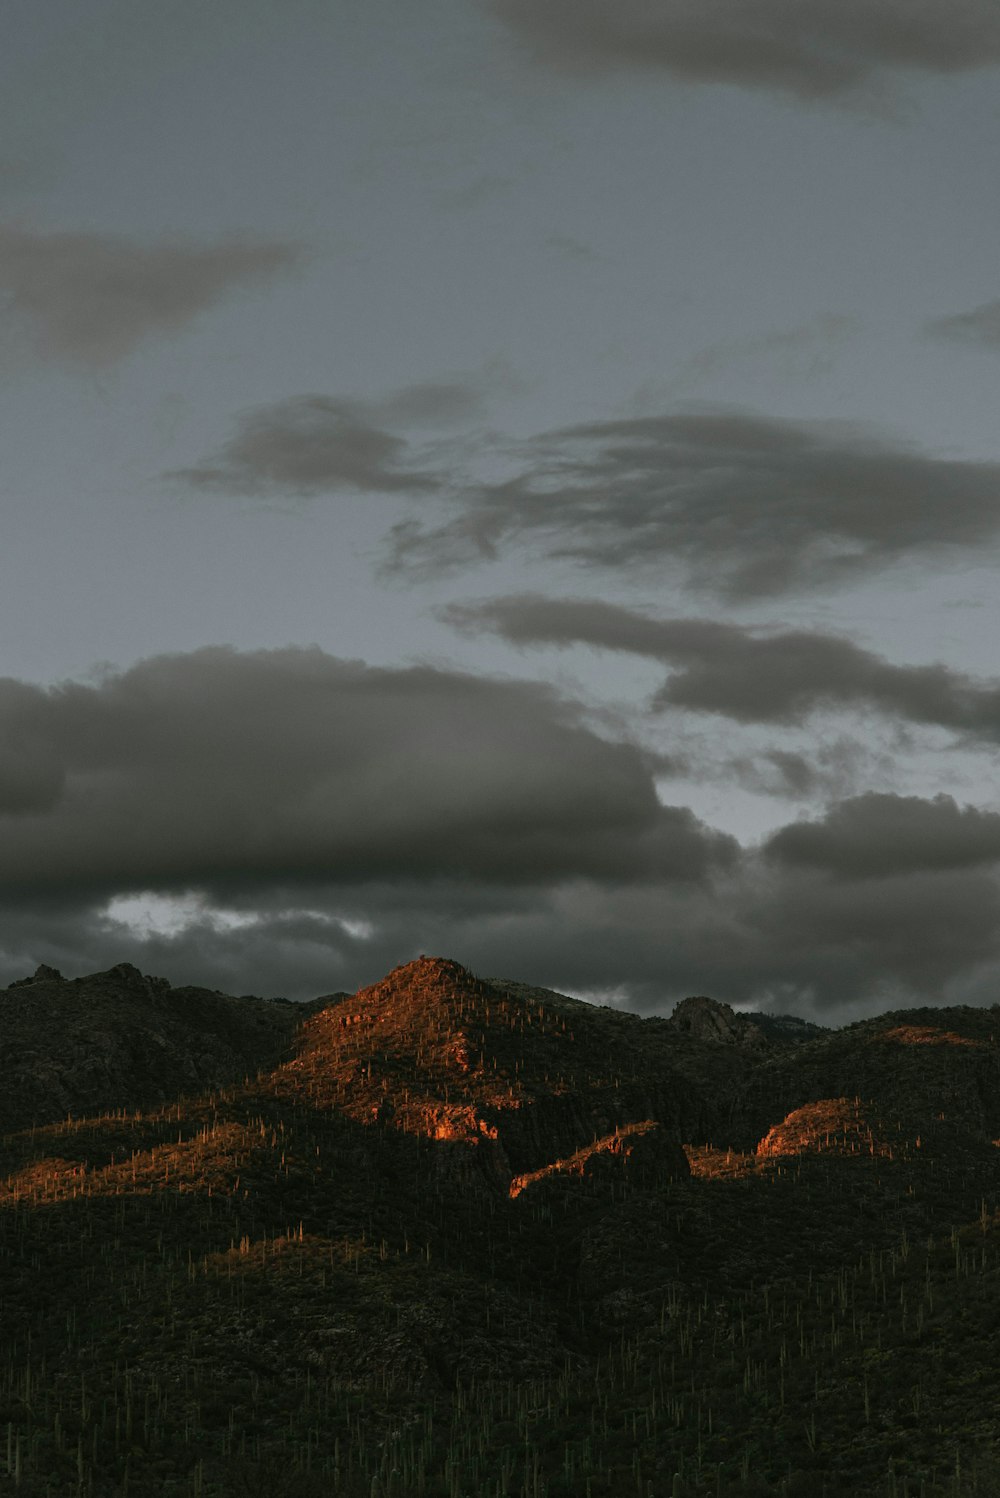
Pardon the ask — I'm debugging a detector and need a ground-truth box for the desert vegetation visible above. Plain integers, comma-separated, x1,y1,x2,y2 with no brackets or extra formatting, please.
2,957,1000,1495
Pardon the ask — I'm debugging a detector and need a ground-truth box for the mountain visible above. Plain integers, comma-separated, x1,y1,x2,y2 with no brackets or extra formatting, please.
0,961,308,1137
2,955,1000,1496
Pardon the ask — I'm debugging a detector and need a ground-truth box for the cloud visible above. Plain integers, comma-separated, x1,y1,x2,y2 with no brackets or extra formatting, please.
728,862,1000,1013
719,741,881,800
172,370,508,497
490,0,1000,103
3,844,999,1023
9,843,998,1022
516,835,1000,1019
173,396,443,496
0,226,302,366
1,692,999,1015
388,410,1000,598
377,379,488,427
443,594,1000,739
926,300,1000,349
643,315,857,400
0,680,67,814
764,793,1000,878
0,646,735,905
3,646,1000,1020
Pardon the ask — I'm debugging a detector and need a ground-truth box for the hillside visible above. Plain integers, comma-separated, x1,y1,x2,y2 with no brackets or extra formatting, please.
2,956,1000,1495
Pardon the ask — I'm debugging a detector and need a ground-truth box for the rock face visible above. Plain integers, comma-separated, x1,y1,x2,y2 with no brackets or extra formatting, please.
669,995,768,1048
668,994,826,1051
755,1096,912,1161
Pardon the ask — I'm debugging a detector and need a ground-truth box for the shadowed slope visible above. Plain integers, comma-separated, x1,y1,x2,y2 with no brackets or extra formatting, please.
0,962,305,1135
4,957,1000,1495
719,1003,1000,1153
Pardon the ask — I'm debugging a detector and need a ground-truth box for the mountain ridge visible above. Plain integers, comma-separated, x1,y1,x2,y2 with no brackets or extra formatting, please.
3,954,1000,1495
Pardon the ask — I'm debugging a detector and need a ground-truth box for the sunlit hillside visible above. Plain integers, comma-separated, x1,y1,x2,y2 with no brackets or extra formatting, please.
3,957,1000,1496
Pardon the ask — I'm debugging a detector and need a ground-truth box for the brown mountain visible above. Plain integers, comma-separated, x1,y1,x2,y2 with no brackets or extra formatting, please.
2,955,1000,1497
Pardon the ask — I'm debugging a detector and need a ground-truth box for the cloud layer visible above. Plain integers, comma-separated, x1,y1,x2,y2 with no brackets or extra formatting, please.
491,0,1000,101
764,793,1000,878
443,594,1000,738
0,227,301,365
387,411,1000,599
8,824,1000,1021
0,648,999,1019
0,645,733,901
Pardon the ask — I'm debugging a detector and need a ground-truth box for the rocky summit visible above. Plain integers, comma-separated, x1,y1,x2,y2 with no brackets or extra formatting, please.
3,956,1000,1496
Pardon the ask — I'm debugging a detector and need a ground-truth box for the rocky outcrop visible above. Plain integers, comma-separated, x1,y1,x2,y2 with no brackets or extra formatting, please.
509,1120,688,1198
755,1096,917,1160
669,994,768,1048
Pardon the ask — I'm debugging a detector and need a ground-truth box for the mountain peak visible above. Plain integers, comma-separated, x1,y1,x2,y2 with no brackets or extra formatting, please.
363,954,476,1004
9,962,65,987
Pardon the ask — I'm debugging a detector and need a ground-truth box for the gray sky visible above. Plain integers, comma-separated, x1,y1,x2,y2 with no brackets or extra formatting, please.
2,0,1000,1021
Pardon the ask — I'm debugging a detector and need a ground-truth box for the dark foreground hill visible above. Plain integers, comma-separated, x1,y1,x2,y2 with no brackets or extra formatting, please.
3,956,1000,1496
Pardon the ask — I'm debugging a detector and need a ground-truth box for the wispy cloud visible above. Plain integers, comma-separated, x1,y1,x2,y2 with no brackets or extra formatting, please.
0,226,303,366
172,396,443,497
491,0,1000,105
640,315,857,401
926,299,1000,349
172,371,508,497
389,410,1000,598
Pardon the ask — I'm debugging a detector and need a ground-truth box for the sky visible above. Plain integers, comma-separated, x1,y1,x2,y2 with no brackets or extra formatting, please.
2,0,1000,1022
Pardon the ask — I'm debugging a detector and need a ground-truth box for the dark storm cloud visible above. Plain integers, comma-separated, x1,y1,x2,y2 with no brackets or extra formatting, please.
0,680,67,815
5,648,1000,1019
461,848,1000,1018
490,0,1000,102
0,894,388,1002
727,864,1000,1013
443,595,1000,737
165,861,1000,1016
140,857,1000,1017
0,227,302,366
6,848,1000,1019
389,411,1000,599
0,646,735,904
927,300,1000,349
765,793,1000,878
4,776,1000,1016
